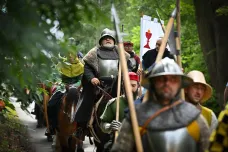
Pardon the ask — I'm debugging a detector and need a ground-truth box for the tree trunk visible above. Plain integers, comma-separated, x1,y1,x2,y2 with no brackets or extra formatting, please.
193,0,228,108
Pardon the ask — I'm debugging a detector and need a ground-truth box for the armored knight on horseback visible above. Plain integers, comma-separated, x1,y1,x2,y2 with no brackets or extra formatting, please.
74,28,132,151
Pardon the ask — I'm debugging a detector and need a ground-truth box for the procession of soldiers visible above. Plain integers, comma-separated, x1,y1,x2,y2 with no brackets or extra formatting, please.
26,24,228,152
22,4,228,152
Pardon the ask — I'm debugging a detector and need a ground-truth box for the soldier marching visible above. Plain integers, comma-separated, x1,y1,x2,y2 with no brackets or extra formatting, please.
41,5,224,152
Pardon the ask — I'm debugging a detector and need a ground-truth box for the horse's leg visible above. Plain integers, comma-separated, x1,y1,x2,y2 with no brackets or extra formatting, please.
54,132,61,152
57,135,69,152
68,136,84,152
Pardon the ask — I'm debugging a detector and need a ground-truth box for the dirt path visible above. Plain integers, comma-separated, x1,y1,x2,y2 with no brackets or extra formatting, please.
11,98,95,152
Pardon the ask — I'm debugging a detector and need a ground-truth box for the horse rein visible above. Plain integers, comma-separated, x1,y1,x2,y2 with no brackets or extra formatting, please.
97,85,113,99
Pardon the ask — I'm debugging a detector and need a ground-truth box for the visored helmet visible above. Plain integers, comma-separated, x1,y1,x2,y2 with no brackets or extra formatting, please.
99,28,116,45
145,57,193,88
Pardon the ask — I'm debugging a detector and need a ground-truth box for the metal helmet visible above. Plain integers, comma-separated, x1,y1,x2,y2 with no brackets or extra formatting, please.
99,28,116,45
146,57,193,88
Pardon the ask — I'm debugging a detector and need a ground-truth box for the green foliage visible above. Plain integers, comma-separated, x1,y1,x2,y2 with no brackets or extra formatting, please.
0,0,221,113
128,26,140,54
216,6,228,16
121,0,220,112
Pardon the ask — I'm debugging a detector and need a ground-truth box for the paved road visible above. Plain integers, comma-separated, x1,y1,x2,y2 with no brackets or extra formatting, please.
11,98,96,152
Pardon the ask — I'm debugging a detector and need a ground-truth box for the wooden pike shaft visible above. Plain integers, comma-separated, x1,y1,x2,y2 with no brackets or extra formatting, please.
118,42,143,152
177,0,181,38
176,0,185,100
115,63,122,141
176,0,181,67
155,17,175,63
138,62,143,97
176,0,182,67
176,34,185,100
111,4,143,151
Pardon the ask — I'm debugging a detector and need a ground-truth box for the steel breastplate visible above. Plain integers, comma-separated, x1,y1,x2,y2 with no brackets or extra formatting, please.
129,57,137,69
143,127,199,152
98,58,118,78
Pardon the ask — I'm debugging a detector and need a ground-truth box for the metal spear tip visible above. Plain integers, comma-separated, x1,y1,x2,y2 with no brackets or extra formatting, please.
171,7,177,18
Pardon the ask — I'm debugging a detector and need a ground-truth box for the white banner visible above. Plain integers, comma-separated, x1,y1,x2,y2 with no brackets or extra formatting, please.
140,15,170,60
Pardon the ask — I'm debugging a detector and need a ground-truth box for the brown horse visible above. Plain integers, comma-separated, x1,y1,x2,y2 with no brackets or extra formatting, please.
55,86,83,152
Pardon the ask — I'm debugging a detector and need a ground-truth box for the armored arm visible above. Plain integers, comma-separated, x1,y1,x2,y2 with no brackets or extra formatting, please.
111,119,135,152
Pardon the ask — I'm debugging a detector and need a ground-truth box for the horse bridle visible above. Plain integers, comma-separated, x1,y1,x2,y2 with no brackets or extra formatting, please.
61,86,79,122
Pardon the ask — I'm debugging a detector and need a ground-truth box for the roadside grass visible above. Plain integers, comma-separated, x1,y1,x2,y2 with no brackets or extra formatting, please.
0,107,33,152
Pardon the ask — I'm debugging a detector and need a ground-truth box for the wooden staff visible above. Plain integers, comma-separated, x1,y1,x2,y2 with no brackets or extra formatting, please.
115,62,122,141
156,10,166,32
112,4,144,152
115,24,123,141
156,8,177,63
118,43,143,152
142,9,177,103
138,62,143,97
176,0,185,100
140,8,177,103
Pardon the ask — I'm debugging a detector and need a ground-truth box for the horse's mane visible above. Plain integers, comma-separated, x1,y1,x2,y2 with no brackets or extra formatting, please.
65,87,79,105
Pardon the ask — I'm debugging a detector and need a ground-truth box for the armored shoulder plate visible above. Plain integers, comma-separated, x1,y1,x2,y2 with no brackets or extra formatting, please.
134,100,200,130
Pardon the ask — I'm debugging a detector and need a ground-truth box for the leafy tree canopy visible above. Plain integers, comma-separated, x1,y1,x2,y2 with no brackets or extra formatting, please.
0,0,220,113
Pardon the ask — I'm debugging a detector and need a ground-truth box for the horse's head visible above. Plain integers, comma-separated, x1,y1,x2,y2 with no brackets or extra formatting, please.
62,86,80,123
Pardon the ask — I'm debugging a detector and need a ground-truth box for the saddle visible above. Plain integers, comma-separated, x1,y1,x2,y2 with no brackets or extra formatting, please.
88,81,116,143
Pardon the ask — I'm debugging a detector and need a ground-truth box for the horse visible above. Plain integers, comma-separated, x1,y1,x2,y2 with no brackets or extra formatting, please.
55,86,83,152
88,77,124,152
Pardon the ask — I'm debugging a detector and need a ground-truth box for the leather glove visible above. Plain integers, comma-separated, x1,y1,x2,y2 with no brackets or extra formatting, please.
110,120,122,131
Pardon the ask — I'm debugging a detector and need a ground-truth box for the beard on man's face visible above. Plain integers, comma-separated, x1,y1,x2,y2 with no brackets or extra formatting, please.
103,43,114,48
155,84,176,101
